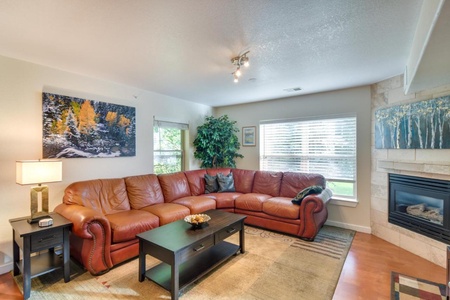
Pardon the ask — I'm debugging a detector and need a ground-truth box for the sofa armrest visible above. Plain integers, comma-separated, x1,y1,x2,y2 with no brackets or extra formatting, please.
54,203,113,275
297,188,333,240
314,188,333,206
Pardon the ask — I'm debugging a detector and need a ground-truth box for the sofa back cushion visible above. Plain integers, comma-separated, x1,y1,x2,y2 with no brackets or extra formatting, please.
158,172,191,202
279,172,326,198
184,169,207,196
252,171,283,197
125,174,164,209
63,178,130,215
232,169,256,193
207,168,231,176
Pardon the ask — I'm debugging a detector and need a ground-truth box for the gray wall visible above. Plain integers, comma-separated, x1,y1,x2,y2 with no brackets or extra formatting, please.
215,86,372,232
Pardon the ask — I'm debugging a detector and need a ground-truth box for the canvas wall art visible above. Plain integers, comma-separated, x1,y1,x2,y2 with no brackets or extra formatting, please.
43,92,136,158
375,95,450,149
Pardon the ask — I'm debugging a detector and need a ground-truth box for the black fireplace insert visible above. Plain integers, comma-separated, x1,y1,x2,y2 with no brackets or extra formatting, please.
389,173,450,244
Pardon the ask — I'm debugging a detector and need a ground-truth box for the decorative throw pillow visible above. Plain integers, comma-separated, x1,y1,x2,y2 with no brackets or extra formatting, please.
204,174,219,194
291,185,324,205
217,172,236,192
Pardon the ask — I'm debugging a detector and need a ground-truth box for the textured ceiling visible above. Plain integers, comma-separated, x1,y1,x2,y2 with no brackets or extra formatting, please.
0,0,427,107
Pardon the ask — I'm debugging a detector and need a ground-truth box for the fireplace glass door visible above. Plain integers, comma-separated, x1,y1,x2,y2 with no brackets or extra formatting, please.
389,173,450,243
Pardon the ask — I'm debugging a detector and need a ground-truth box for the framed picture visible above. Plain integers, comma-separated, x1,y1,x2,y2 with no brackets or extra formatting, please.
42,92,136,158
242,126,256,147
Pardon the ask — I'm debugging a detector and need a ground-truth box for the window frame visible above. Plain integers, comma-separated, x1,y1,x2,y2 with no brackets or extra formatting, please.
259,114,357,203
153,119,188,174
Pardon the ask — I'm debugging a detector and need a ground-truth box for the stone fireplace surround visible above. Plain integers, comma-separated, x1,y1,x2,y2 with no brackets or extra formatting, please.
371,75,450,268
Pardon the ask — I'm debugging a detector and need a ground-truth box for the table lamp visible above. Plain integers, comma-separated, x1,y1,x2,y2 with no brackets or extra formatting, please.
16,159,62,223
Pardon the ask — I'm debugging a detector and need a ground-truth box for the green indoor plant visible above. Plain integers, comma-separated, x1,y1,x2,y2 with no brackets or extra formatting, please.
193,115,243,168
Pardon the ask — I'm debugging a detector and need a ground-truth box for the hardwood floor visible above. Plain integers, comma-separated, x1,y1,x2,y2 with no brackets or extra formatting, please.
0,232,446,299
333,232,446,300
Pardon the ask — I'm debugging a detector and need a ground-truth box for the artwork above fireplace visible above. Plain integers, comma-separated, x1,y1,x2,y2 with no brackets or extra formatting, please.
375,95,450,149
388,173,450,244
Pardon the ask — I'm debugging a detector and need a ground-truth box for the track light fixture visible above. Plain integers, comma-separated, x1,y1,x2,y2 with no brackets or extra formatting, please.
231,51,249,83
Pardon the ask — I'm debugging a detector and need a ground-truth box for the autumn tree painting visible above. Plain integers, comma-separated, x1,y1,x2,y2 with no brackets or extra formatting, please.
43,93,136,158
375,95,450,149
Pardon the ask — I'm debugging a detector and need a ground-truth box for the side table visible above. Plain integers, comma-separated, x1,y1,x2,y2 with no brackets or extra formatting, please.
9,212,72,299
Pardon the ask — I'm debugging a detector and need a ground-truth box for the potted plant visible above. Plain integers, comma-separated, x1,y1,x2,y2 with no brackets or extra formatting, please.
193,115,243,168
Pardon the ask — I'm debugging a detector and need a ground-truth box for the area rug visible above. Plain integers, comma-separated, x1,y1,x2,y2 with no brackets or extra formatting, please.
14,225,354,299
391,272,446,300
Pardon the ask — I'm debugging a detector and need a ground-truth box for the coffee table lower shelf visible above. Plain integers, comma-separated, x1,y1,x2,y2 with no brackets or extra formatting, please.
144,241,239,292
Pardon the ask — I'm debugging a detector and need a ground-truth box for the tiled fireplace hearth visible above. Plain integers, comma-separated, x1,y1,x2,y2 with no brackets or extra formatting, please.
373,158,450,267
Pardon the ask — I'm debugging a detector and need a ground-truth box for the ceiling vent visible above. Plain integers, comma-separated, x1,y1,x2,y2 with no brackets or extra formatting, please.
283,87,302,92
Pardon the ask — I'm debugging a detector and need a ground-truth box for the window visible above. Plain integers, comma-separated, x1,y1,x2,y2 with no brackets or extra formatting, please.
260,115,357,200
153,119,188,174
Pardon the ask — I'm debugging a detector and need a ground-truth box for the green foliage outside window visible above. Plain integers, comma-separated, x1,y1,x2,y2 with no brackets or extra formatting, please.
154,127,183,174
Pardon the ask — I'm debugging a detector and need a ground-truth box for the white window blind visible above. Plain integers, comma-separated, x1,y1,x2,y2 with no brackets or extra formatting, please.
260,115,357,199
153,119,189,130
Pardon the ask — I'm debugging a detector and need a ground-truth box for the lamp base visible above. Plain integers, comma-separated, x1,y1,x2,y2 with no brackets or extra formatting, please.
27,213,51,224
28,185,50,224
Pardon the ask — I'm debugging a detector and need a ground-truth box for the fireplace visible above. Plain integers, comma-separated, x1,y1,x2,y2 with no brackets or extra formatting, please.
389,173,450,244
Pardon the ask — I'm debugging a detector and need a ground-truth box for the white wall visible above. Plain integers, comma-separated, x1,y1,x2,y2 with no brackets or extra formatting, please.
215,86,372,232
0,55,212,272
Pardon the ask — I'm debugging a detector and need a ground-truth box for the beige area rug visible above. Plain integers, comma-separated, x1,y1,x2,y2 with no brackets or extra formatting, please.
14,225,355,300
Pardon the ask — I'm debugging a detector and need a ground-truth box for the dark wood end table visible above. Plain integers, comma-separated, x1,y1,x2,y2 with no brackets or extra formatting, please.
9,212,72,299
137,209,246,300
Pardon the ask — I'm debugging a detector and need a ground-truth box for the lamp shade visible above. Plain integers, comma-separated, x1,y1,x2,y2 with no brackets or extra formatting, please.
16,160,62,185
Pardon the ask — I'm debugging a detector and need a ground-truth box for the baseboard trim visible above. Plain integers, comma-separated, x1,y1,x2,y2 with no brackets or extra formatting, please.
325,220,371,234
0,260,13,275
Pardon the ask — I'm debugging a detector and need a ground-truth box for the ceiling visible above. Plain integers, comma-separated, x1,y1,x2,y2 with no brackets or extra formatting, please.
0,0,446,107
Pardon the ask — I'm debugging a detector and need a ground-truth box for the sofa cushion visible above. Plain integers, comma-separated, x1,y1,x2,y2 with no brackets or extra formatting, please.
158,172,191,202
173,196,216,214
263,197,300,219
140,203,190,225
235,193,272,212
204,174,219,194
106,210,159,243
279,172,326,198
205,192,242,208
232,169,256,193
217,172,235,192
184,169,207,196
252,171,283,197
125,174,164,209
63,178,131,215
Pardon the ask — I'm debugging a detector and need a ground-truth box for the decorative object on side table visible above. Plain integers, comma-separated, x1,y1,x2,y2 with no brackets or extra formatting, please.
16,159,62,223
184,214,211,229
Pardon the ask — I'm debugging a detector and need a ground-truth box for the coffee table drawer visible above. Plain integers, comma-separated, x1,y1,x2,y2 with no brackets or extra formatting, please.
179,235,214,262
216,221,243,241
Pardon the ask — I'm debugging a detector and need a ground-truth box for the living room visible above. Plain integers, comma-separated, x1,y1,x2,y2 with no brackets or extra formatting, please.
1,1,450,299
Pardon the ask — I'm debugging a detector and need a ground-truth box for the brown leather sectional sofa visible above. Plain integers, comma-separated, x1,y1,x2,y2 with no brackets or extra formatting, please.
54,168,332,275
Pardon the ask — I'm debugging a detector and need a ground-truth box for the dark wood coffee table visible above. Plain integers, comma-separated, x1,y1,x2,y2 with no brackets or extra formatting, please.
137,209,246,300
